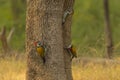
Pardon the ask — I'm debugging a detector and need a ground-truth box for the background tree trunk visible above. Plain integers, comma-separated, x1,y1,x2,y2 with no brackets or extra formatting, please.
11,0,20,22
26,0,68,80
0,27,9,53
104,0,113,59
63,0,75,80
0,26,14,56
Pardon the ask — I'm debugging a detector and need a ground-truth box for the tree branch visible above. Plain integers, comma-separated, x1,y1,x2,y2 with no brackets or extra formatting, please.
7,27,15,43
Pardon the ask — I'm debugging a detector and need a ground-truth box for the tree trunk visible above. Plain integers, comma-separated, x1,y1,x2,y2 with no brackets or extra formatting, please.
104,0,113,59
26,0,68,80
0,26,15,56
11,0,20,21
21,0,26,4
63,0,75,80
0,26,9,53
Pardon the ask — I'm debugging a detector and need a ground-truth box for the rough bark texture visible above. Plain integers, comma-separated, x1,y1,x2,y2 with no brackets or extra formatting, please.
26,0,68,80
63,0,75,80
104,0,113,59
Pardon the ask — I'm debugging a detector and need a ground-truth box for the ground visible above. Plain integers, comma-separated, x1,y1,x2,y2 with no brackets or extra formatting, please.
0,56,120,80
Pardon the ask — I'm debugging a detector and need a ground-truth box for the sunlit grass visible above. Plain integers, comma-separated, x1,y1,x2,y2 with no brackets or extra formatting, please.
1,56,120,80
0,57,26,80
72,61,120,80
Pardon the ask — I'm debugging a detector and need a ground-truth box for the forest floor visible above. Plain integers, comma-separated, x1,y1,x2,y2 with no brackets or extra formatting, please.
0,56,120,80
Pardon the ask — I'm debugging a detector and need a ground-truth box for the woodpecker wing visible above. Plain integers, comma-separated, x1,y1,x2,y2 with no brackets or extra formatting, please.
71,47,77,58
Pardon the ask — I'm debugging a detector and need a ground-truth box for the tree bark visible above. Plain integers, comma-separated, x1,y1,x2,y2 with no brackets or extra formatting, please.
104,0,113,59
62,0,75,80
26,0,68,80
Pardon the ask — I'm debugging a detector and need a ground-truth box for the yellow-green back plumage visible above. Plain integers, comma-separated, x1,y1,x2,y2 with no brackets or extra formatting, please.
36,46,45,57
71,46,77,57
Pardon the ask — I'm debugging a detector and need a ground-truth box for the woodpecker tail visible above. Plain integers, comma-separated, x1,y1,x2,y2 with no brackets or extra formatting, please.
71,55,77,61
42,57,45,63
70,56,74,61
74,55,77,58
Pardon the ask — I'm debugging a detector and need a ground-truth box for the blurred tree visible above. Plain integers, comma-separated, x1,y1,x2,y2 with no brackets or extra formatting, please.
21,0,26,4
9,0,26,51
26,0,74,80
0,26,15,55
11,0,26,26
0,26,9,53
104,0,113,59
11,0,20,25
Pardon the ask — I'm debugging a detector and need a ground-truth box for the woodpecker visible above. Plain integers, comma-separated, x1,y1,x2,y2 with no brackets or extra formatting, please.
66,44,77,60
34,41,45,63
62,9,74,25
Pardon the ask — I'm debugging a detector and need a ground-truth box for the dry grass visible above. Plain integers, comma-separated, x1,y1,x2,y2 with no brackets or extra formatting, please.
0,57,120,80
72,61,120,80
0,57,26,80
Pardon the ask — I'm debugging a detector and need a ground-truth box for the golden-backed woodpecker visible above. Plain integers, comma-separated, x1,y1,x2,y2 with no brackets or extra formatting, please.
66,44,77,60
34,41,45,63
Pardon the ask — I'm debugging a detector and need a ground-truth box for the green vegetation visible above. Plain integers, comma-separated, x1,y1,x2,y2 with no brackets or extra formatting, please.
72,0,120,57
0,0,25,51
0,0,120,57
0,0,120,80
